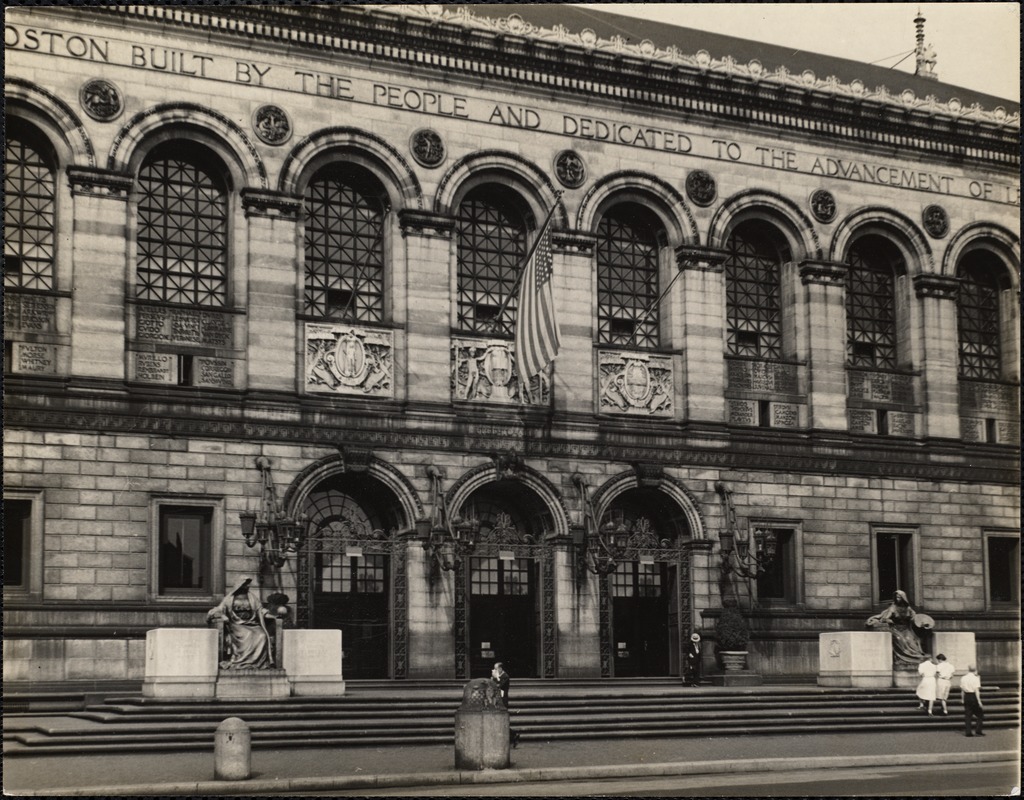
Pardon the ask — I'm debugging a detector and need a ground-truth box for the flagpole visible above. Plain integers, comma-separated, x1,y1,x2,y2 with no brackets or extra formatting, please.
625,262,685,347
491,191,563,328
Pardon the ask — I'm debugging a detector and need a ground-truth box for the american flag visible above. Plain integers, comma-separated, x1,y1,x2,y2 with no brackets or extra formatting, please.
514,214,560,382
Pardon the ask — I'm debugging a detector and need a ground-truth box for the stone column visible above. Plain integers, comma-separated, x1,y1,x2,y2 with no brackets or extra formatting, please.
551,232,597,415
399,210,456,404
67,167,133,382
798,260,849,431
913,274,961,439
676,245,728,423
241,190,302,392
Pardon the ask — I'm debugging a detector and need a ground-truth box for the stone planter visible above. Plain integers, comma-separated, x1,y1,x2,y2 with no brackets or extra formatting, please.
719,650,748,671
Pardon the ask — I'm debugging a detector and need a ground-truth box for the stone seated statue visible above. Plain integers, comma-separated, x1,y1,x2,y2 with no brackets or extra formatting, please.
866,589,934,670
207,578,288,670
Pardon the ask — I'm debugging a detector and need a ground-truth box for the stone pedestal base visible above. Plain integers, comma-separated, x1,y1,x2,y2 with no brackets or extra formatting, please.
817,631,893,688
711,670,763,686
932,632,977,682
215,668,291,699
142,628,219,698
893,669,919,689
454,707,509,770
283,630,345,696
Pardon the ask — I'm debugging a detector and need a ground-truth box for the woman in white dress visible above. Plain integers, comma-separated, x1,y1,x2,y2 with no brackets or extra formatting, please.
916,654,939,715
934,653,955,715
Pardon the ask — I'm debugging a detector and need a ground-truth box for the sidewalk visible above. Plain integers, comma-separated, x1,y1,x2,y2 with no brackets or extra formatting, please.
5,726,1019,796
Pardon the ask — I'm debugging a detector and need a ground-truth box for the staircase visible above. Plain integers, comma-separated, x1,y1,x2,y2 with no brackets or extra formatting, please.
4,679,1019,756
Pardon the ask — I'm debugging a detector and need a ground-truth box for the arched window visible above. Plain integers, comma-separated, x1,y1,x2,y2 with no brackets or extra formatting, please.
957,252,1005,379
4,120,57,291
724,221,787,359
136,143,228,307
596,203,662,348
846,236,901,369
303,164,387,322
456,185,528,336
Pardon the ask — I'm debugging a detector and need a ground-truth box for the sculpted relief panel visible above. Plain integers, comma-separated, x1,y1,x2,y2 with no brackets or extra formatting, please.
305,324,394,398
450,338,549,405
598,351,673,416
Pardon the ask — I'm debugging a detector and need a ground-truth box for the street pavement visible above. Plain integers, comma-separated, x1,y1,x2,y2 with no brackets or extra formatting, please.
4,725,1019,796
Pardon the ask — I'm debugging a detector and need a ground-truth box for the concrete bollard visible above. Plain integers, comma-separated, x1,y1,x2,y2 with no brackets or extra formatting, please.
214,717,251,781
454,678,509,770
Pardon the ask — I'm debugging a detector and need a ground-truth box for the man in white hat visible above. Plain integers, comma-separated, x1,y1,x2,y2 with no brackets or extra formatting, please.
685,632,703,687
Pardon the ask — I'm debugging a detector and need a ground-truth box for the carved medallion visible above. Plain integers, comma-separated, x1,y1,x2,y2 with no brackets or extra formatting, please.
809,189,837,223
79,79,123,121
685,169,717,207
922,205,949,238
411,128,446,167
450,338,549,405
598,351,673,416
305,324,394,397
554,150,586,188
252,104,292,145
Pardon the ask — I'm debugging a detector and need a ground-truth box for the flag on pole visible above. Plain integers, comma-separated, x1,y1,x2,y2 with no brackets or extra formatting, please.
514,214,560,382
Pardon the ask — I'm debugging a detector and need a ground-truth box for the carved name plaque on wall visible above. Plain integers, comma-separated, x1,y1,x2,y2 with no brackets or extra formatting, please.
848,409,877,434
195,357,234,389
5,294,57,333
728,399,758,426
959,418,984,443
959,382,1017,415
888,411,917,437
134,352,176,384
726,359,798,395
450,338,549,406
771,402,800,428
13,343,58,374
135,305,233,347
997,421,1019,444
305,324,394,398
598,351,673,416
848,370,916,405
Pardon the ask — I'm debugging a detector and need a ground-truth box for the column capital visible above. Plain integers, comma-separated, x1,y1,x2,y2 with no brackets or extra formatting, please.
552,230,596,255
799,259,848,286
240,188,303,220
398,209,455,239
675,245,728,272
66,166,133,199
913,273,960,300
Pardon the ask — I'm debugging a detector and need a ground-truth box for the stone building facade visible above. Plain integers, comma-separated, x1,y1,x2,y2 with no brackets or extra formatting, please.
3,5,1019,686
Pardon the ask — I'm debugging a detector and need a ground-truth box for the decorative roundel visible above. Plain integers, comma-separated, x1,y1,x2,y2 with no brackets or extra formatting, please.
684,169,717,207
809,189,837,224
922,205,950,239
410,128,446,168
252,104,292,146
554,150,586,189
79,78,123,122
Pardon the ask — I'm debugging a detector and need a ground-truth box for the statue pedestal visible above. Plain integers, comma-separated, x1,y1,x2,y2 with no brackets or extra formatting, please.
142,628,219,698
283,630,346,696
817,632,893,687
932,632,977,682
216,668,290,699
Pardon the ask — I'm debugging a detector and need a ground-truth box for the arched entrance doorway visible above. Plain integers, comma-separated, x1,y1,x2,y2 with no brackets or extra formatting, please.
297,473,404,679
456,479,554,680
601,487,691,678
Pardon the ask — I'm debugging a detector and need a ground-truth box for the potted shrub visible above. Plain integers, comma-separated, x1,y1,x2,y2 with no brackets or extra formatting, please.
715,605,750,671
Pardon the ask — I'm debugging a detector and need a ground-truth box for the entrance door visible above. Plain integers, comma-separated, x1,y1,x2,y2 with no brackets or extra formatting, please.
468,556,538,678
611,560,669,677
312,552,390,678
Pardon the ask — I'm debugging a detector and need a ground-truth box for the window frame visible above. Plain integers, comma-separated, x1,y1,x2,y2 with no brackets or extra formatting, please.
149,495,224,602
870,526,920,607
750,520,803,606
845,237,902,370
956,254,1006,380
982,529,1020,610
724,221,788,360
4,119,59,292
2,489,45,600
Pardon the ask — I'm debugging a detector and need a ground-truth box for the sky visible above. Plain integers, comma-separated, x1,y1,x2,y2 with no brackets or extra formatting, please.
581,3,1020,103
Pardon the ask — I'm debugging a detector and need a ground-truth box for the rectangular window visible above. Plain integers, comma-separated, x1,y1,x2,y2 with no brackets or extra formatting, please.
756,529,795,602
4,498,32,588
985,534,1020,607
875,530,915,602
612,561,663,598
159,506,212,594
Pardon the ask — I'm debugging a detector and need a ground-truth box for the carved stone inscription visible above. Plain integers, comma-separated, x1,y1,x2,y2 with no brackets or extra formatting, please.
305,324,394,398
195,357,234,389
771,403,800,428
888,412,917,437
848,409,877,434
848,370,915,405
997,421,1019,444
959,382,1016,415
728,399,758,426
598,351,673,416
134,352,176,384
135,305,232,347
959,418,984,443
727,359,798,394
5,294,57,333
13,343,57,374
450,338,549,406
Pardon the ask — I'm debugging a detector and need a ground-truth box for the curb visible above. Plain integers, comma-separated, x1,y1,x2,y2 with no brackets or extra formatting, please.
13,749,1017,796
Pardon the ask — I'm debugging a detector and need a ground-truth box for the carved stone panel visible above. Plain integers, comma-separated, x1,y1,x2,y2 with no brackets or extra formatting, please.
597,351,673,416
848,370,916,405
305,324,394,398
848,409,877,434
135,305,233,348
959,417,984,443
888,412,917,437
727,359,798,394
770,402,800,428
5,294,58,333
959,381,1017,415
728,399,758,426
133,352,176,384
450,338,549,406
12,343,58,374
194,357,235,389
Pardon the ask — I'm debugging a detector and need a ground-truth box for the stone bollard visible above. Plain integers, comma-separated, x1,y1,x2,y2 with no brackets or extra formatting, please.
215,717,251,780
454,678,509,770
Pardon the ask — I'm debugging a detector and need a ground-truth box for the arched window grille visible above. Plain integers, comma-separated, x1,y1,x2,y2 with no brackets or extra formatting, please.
456,186,527,336
957,253,1004,380
4,121,57,291
846,237,899,369
136,144,228,307
596,204,662,348
303,165,387,322
724,221,786,359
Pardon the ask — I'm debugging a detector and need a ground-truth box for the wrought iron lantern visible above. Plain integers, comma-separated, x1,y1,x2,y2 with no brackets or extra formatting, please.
240,456,307,579
424,465,481,572
715,481,778,606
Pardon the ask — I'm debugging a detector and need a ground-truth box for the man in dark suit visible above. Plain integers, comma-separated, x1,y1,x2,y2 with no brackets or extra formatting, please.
685,633,703,687
491,662,520,748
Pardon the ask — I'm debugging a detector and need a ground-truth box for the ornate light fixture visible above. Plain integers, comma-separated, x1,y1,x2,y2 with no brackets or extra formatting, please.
715,481,777,604
572,474,630,577
239,456,307,581
424,465,481,572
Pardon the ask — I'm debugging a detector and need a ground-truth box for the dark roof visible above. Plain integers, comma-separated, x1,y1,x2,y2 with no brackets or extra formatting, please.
453,3,1017,112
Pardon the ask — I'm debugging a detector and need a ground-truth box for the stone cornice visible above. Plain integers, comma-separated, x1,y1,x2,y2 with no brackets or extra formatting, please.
799,259,848,286
552,230,596,255
913,273,960,300
398,209,456,239
239,188,303,220
66,166,133,198
676,245,729,272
